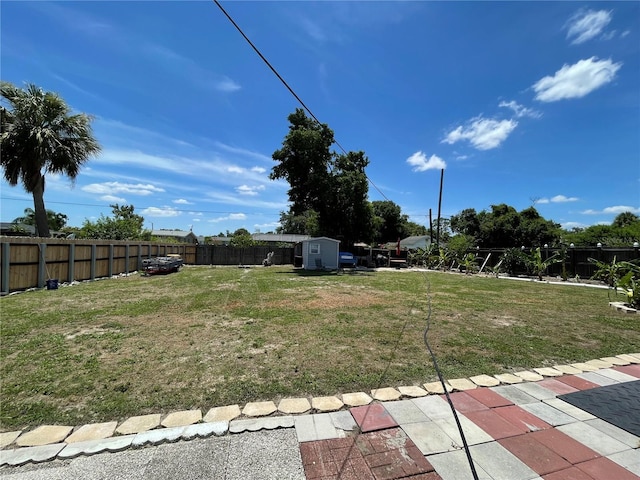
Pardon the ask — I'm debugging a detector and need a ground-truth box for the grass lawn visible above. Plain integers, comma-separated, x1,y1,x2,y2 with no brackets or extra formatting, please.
1,265,638,430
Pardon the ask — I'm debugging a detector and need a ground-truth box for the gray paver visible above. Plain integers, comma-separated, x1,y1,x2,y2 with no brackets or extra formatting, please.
132,426,185,447
384,400,429,425
541,398,596,421
594,368,638,383
608,450,640,476
491,385,538,405
181,421,228,440
427,450,492,480
470,441,540,480
229,416,294,433
520,402,577,426
329,410,357,431
294,413,339,442
402,421,459,455
431,414,493,446
585,418,640,448
0,443,65,466
558,422,630,455
412,395,453,420
513,382,557,400
576,371,619,386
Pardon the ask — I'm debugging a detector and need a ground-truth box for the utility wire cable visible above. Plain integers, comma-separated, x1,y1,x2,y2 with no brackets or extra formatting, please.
423,276,480,480
212,0,390,202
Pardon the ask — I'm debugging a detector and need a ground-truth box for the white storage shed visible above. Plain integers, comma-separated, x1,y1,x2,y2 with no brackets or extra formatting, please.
301,237,340,270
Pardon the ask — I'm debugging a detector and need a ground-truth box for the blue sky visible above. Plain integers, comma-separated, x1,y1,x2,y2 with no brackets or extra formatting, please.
1,1,639,237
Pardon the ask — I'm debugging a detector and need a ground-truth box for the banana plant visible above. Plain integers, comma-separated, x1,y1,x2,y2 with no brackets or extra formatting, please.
527,247,562,281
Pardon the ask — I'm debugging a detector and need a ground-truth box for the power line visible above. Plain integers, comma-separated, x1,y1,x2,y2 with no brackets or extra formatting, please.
212,0,391,202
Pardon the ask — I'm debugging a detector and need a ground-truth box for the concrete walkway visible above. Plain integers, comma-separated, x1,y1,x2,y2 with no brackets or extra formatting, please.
1,354,639,480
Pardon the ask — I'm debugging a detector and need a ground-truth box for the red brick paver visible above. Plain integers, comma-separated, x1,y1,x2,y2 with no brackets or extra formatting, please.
493,405,552,432
575,457,640,480
529,428,600,464
465,387,513,408
613,364,640,378
499,433,572,476
555,375,599,391
542,466,598,480
538,378,579,395
299,428,437,480
446,392,490,413
464,409,526,439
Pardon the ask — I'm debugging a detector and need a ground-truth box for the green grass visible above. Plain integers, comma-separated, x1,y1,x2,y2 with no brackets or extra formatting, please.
1,265,638,430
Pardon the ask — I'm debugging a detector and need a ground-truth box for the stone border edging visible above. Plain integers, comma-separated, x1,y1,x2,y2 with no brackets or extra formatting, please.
1,352,639,467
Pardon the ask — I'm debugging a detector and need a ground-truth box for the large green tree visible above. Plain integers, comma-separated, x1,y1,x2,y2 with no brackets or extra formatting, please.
1,82,100,237
79,204,148,240
12,207,68,231
271,109,373,247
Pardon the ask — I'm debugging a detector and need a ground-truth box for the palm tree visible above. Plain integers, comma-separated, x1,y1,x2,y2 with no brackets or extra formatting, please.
1,82,100,237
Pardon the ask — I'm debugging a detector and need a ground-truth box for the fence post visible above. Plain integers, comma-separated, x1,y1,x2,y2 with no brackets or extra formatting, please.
125,244,130,275
38,243,47,288
108,244,114,278
1,242,9,295
90,244,97,281
68,243,75,283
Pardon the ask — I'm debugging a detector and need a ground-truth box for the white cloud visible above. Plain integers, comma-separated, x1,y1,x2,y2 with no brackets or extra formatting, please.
141,206,180,217
443,117,518,150
208,213,247,223
406,151,446,172
251,166,267,174
100,195,126,203
188,212,203,216
566,9,612,45
539,195,578,204
498,101,542,119
236,185,266,196
215,77,241,93
254,222,281,230
532,57,622,102
582,205,640,215
173,198,192,205
82,181,165,196
561,221,587,230
227,166,245,174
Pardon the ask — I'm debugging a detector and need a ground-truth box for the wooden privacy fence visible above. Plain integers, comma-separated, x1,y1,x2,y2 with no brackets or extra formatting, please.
0,238,296,294
1,237,196,294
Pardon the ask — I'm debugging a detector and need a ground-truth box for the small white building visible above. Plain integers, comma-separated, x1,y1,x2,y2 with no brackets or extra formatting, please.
301,237,340,270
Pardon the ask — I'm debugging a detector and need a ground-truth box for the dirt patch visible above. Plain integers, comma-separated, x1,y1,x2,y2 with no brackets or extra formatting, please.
488,315,520,327
265,285,389,310
65,327,119,340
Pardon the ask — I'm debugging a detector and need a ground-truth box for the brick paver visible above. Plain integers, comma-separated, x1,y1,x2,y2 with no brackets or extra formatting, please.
499,433,571,475
299,428,437,480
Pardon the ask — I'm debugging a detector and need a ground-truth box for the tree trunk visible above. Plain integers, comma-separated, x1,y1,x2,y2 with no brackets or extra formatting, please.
31,174,50,237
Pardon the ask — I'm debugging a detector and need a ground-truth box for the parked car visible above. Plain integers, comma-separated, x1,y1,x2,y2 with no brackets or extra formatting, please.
339,251,357,268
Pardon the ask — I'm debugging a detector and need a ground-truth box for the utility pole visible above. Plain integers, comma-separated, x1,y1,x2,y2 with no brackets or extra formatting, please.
436,169,444,248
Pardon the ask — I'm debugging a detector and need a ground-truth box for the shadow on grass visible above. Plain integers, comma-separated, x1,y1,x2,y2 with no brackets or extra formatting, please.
275,267,375,277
